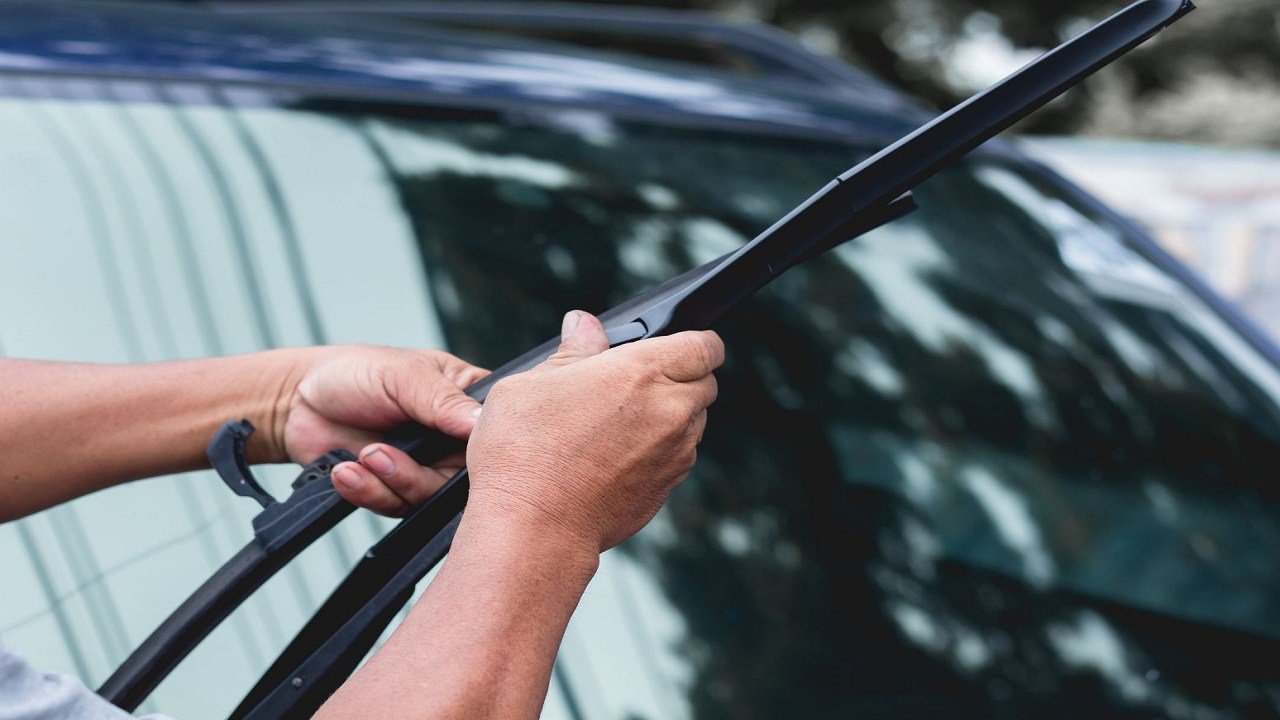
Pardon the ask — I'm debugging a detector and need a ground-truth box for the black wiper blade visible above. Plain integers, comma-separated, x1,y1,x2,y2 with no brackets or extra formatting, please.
230,3,1192,717
102,0,1191,715
97,170,913,716
98,422,359,710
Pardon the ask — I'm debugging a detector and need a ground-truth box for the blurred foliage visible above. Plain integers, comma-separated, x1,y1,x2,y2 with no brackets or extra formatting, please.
594,0,1280,146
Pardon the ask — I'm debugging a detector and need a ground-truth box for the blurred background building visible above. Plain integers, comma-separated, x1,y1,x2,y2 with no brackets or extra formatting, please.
578,0,1280,339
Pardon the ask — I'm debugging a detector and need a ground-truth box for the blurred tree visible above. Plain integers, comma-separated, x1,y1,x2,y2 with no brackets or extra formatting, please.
591,0,1280,146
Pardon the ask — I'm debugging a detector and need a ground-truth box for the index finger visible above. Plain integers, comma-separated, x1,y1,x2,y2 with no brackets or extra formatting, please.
616,330,725,383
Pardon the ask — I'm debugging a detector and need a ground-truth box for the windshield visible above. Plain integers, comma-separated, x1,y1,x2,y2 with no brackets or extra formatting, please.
3,88,1280,720
368,111,1280,718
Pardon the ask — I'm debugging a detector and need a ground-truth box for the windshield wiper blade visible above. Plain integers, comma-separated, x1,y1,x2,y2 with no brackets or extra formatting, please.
102,0,1191,715
98,185,913,715
228,3,1192,716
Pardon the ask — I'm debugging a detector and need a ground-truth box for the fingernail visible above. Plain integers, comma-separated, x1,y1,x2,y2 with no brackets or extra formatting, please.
470,406,483,419
363,448,395,476
333,465,364,491
561,310,581,340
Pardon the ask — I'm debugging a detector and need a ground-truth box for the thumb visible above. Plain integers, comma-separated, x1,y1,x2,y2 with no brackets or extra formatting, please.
535,310,609,371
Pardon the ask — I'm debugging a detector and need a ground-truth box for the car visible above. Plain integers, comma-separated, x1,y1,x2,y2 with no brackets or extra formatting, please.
2,1,1279,718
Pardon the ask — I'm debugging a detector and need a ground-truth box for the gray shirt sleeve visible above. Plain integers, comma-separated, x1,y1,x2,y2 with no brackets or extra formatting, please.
0,646,172,720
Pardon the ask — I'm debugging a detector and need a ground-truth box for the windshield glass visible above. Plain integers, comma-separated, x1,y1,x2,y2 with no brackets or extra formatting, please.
3,89,1280,720
365,110,1280,719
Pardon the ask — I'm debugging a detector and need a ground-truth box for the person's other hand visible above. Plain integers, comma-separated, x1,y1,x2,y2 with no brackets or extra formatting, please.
466,310,723,554
276,347,488,515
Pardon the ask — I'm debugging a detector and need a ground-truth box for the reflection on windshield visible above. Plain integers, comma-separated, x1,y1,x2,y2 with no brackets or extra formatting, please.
364,110,1280,719
5,88,1280,718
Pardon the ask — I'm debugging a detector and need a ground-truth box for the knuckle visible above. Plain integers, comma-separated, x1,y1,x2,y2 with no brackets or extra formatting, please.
659,396,694,430
681,332,714,368
672,386,701,414
363,360,392,398
694,333,717,366
671,333,703,364
619,344,664,378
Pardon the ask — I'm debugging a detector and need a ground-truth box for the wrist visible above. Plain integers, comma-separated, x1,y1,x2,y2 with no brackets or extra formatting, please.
461,491,602,582
246,347,320,465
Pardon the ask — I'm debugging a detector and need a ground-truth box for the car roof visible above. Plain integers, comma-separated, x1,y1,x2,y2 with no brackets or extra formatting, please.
0,0,938,146
212,1,904,99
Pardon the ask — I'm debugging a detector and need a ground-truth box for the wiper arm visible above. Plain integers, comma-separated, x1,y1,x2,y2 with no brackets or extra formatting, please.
101,0,1191,715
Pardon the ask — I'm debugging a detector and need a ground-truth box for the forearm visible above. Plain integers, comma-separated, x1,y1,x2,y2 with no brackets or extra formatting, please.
317,501,599,720
0,352,306,521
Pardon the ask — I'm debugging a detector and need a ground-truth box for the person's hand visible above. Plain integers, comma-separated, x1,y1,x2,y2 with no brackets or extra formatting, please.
276,346,488,515
311,317,720,720
465,310,723,554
